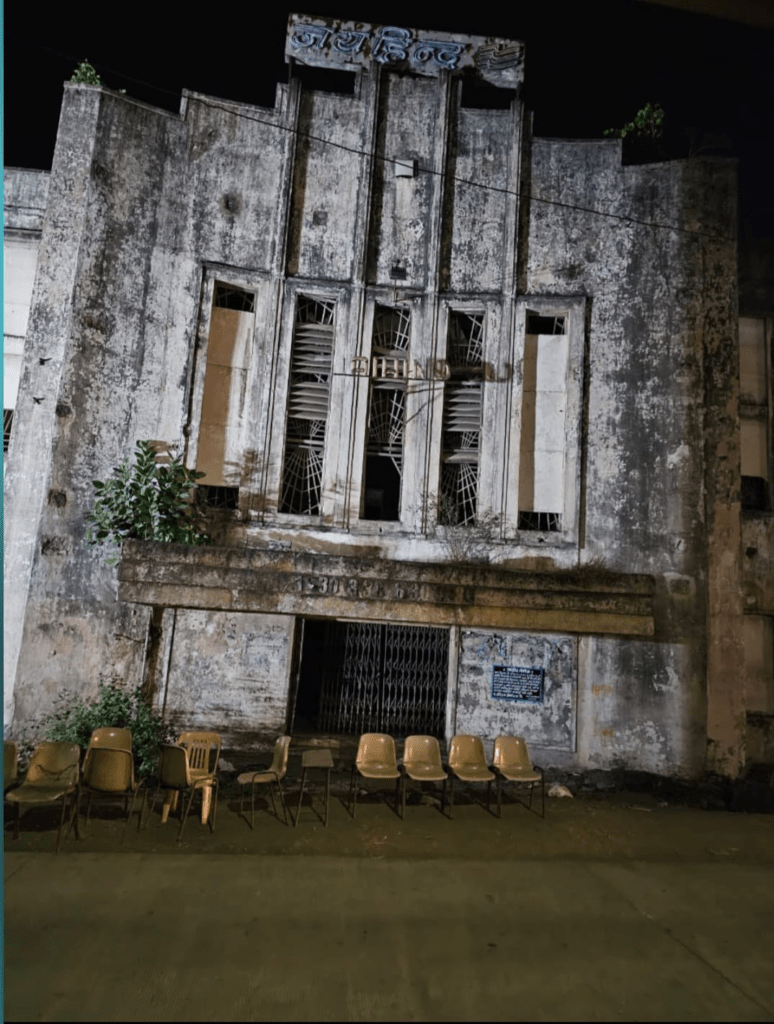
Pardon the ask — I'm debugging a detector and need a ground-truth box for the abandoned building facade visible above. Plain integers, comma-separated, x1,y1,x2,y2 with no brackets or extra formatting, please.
4,16,773,777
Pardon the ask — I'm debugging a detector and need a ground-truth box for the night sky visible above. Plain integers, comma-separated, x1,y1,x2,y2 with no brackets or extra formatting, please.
5,1,773,244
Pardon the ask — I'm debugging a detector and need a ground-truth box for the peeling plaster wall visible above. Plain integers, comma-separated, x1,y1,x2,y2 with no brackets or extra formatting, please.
3,66,743,777
161,611,293,746
454,630,576,755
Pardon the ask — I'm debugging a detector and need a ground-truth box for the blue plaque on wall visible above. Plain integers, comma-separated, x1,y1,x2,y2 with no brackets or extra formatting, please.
491,665,544,704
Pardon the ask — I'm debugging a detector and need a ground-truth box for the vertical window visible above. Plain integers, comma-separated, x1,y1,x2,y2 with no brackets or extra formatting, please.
361,305,411,521
740,317,771,513
440,312,484,526
3,409,13,459
280,296,336,515
196,283,255,510
518,313,568,532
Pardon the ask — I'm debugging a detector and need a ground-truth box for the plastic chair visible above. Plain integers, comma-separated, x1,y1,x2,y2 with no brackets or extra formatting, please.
6,741,80,853
4,741,19,793
492,735,545,818
148,744,219,840
83,727,132,776
349,733,401,818
78,747,146,841
161,731,221,825
237,736,291,829
447,735,495,818
400,735,448,818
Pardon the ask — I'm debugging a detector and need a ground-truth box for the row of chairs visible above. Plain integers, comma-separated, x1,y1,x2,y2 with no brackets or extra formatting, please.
3,729,543,850
351,733,545,820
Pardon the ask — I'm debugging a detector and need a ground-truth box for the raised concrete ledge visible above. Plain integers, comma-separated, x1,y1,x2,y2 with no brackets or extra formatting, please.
118,540,655,636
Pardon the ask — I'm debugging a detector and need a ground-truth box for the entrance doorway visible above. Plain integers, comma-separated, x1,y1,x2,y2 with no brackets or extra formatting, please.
291,620,449,737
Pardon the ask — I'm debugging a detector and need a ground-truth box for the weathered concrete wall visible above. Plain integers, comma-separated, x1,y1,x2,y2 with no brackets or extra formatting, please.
160,611,293,746
4,54,744,779
454,630,575,754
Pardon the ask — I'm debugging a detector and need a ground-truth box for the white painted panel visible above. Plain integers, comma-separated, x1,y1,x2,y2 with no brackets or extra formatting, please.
532,450,565,512
741,419,768,479
739,317,767,405
534,334,569,392
3,353,22,410
534,391,566,452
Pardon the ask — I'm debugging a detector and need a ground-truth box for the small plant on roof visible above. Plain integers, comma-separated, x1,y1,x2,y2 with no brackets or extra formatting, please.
86,439,212,565
70,59,126,93
603,102,665,140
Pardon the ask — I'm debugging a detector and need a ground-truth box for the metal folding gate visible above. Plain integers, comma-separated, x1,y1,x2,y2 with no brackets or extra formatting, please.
317,622,449,737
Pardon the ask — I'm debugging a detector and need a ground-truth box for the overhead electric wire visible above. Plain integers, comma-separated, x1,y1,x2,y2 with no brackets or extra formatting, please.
11,33,737,245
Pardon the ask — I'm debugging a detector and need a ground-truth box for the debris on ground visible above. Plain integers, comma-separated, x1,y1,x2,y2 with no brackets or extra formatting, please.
548,784,573,798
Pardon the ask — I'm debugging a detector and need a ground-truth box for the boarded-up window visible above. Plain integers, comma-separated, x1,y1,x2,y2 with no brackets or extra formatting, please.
362,305,411,521
280,296,336,515
518,314,568,532
440,312,484,526
196,283,255,498
744,615,774,714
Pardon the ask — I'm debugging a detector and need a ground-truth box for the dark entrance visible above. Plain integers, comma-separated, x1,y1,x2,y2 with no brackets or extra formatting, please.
291,620,449,738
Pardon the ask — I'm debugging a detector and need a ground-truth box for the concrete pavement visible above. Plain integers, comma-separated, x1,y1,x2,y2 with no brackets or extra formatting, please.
5,849,774,1021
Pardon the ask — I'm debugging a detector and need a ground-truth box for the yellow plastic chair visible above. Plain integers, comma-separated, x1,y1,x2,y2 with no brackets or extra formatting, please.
4,741,19,793
400,735,448,818
149,744,219,841
6,741,80,853
349,733,401,818
492,735,545,818
161,731,221,826
83,727,132,776
79,747,146,841
447,735,495,819
237,736,291,829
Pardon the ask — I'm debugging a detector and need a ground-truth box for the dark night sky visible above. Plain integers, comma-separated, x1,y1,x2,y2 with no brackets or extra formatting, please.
5,1,774,243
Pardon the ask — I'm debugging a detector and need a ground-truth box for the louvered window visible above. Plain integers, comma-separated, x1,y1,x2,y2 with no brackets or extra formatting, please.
362,305,411,521
440,312,484,526
280,297,336,515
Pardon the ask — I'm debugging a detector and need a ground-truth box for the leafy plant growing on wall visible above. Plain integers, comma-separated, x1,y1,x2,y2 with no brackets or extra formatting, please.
86,440,212,565
70,58,126,93
42,682,173,780
603,102,665,139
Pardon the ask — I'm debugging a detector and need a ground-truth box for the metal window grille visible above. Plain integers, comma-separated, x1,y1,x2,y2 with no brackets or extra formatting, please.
362,305,410,521
441,312,484,526
280,297,336,515
317,622,449,737
518,511,562,532
213,282,255,312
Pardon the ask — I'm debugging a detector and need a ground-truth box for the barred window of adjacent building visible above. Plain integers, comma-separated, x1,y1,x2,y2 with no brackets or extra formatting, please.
361,305,411,521
195,282,255,511
280,296,336,515
518,313,568,532
440,311,484,526
3,409,13,454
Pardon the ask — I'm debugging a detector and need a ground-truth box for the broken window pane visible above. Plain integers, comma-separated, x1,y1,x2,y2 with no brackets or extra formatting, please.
440,312,484,526
280,297,336,515
362,304,410,521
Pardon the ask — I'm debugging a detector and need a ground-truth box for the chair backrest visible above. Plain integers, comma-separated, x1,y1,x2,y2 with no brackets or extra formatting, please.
87,728,133,753
356,733,397,768
83,747,134,793
448,735,488,770
159,745,191,789
4,741,18,786
26,742,80,787
269,736,291,778
177,732,221,774
403,735,443,768
493,735,533,772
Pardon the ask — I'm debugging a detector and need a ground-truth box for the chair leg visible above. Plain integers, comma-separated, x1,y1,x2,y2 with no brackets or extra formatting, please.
268,780,278,820
401,775,406,819
449,775,455,820
178,787,196,842
486,779,492,815
56,792,74,854
349,766,357,819
209,780,218,833
275,779,288,825
496,775,502,819
294,768,308,828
